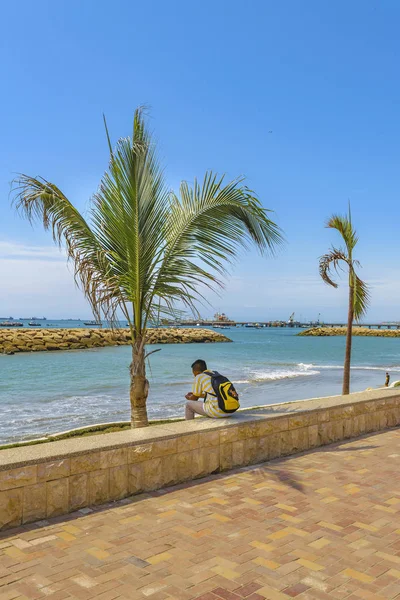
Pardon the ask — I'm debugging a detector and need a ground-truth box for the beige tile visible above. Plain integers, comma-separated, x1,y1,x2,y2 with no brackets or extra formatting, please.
177,433,200,453
37,459,70,482
0,466,37,491
0,488,22,529
100,448,128,469
160,455,178,487
88,469,109,505
22,483,46,523
109,465,129,500
128,443,154,463
70,452,101,475
128,463,143,494
69,473,89,511
46,479,69,518
142,458,162,491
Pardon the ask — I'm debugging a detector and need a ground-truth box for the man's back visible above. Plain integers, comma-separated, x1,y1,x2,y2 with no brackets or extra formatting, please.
192,370,227,418
192,371,214,398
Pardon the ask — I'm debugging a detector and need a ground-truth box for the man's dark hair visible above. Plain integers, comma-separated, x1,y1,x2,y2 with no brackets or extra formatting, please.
191,359,207,372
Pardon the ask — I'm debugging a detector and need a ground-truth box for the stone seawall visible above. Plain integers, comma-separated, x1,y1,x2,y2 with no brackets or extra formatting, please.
0,388,399,531
0,328,231,354
299,326,400,337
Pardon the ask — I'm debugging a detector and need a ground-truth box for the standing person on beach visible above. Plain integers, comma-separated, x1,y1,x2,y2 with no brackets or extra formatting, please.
185,359,239,419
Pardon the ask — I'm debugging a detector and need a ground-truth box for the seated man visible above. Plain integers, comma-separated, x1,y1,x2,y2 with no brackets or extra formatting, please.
185,358,232,419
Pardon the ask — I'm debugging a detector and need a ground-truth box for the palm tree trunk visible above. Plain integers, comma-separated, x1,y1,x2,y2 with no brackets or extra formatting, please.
342,279,354,395
130,337,149,427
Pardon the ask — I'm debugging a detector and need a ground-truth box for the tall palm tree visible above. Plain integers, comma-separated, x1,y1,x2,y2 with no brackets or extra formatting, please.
319,209,370,395
13,108,283,427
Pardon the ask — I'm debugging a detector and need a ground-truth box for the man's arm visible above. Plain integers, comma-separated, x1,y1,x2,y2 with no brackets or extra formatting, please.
185,392,200,400
185,374,206,400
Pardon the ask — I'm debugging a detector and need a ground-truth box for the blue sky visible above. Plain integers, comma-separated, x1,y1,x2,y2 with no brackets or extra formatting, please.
1,0,399,321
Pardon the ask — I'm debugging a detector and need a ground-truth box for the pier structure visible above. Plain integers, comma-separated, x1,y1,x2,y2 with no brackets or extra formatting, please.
175,320,400,329
322,323,400,330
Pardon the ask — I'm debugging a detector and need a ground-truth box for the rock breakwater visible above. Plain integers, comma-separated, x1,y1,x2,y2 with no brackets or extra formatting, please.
299,327,400,337
0,327,231,354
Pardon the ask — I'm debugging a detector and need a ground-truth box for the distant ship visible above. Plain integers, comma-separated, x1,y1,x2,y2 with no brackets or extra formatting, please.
84,320,102,326
212,312,234,327
28,322,41,327
18,316,47,321
175,311,236,327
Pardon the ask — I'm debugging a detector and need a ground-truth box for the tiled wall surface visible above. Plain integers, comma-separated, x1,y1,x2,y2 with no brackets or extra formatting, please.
1,394,399,531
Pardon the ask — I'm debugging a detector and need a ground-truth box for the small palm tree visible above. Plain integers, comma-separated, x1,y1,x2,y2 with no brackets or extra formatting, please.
319,209,370,395
13,108,283,427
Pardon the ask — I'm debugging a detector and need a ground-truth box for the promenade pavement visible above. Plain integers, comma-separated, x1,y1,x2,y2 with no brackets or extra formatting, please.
1,428,400,600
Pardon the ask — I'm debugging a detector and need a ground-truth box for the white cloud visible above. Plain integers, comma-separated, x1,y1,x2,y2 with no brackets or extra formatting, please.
0,240,89,318
1,240,400,322
0,241,64,261
204,269,400,322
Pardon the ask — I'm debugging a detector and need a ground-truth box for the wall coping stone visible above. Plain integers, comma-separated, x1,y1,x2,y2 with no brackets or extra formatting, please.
1,388,399,471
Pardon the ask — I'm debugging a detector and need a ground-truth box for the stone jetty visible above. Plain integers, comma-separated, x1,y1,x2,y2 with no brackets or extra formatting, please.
0,328,231,354
299,326,400,337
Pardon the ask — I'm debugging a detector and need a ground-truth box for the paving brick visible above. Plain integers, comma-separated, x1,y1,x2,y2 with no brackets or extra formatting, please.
233,582,262,597
212,588,242,600
283,582,310,596
0,429,400,599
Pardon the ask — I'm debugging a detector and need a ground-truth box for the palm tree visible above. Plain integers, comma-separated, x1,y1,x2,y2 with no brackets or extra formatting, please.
13,108,283,427
319,209,370,395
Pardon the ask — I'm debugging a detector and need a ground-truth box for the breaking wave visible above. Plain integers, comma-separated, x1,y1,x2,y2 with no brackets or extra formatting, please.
243,363,320,383
308,364,400,372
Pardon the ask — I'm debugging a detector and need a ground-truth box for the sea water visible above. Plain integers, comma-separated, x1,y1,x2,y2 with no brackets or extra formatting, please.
1,326,400,444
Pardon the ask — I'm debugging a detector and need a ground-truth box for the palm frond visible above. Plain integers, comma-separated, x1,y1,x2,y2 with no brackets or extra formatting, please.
142,172,283,324
319,247,349,288
352,270,370,322
326,213,358,253
170,172,282,268
12,175,120,322
13,175,91,249
91,107,170,332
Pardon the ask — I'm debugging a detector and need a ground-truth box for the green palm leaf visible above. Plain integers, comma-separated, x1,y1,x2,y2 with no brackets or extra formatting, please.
353,272,370,322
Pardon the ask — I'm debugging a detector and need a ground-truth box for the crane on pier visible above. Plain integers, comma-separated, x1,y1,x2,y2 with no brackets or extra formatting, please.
288,312,295,325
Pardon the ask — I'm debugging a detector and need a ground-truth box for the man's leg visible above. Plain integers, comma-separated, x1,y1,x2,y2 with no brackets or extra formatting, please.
185,400,208,420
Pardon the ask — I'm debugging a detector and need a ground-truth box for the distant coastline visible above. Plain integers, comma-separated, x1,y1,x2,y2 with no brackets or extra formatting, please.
0,327,231,354
299,327,400,338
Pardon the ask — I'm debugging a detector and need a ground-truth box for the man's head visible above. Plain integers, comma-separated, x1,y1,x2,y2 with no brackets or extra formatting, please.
191,359,207,376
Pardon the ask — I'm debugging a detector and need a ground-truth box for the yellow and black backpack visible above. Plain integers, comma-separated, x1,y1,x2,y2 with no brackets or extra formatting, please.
204,370,240,413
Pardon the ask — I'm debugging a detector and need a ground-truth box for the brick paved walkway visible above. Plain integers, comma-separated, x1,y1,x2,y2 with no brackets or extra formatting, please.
1,429,400,600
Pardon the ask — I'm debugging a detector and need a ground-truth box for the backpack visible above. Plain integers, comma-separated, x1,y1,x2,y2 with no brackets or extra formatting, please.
204,370,240,413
